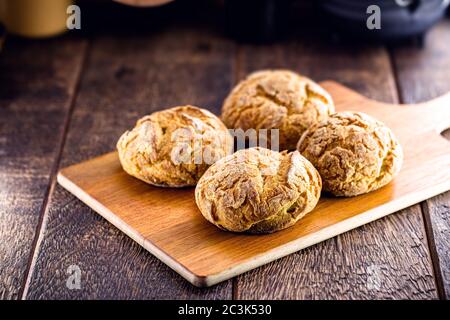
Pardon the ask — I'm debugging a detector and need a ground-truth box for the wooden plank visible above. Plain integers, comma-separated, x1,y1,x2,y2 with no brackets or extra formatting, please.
0,25,6,52
391,20,450,299
234,42,439,299
55,82,450,287
24,27,234,299
0,37,87,299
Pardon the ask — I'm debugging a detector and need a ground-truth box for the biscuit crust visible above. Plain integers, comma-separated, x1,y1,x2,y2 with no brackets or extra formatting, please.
117,106,233,187
195,147,322,233
297,112,403,197
221,70,335,151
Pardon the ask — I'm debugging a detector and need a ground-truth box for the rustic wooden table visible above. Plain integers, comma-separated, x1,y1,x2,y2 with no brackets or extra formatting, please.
0,2,449,300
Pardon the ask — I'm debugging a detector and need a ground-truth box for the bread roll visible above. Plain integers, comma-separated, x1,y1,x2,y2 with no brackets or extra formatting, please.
195,147,322,233
221,70,334,151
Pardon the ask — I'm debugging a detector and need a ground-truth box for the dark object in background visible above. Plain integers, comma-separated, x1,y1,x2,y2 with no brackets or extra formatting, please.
319,0,449,41
225,0,290,42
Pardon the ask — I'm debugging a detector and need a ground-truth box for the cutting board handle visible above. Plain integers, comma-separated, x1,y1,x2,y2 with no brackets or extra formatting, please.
321,80,450,136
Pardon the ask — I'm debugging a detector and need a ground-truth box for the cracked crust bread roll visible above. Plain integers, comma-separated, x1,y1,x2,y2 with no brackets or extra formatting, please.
221,70,335,151
117,106,233,187
195,147,322,233
297,111,403,197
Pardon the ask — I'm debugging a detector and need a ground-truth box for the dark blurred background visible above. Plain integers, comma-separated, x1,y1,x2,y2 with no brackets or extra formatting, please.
1,0,449,45
1,0,450,301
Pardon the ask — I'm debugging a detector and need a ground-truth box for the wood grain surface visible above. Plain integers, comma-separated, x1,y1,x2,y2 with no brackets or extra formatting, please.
233,42,440,299
0,37,87,299
391,20,450,299
24,27,234,299
56,82,450,288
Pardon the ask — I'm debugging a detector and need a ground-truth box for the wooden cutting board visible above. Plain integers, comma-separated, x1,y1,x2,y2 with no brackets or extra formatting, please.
57,81,450,287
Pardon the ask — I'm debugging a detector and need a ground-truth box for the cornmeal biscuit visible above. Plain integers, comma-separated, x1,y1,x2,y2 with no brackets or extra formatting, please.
221,70,334,151
195,147,322,233
117,106,233,187
297,111,403,197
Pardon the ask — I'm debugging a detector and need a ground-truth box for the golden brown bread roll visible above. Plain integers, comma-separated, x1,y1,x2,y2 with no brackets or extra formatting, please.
297,111,403,197
221,70,335,151
195,147,322,233
117,106,233,187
